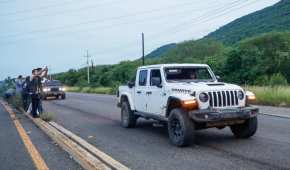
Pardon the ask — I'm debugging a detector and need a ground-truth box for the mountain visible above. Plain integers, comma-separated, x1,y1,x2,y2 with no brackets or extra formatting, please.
206,0,290,45
146,43,177,58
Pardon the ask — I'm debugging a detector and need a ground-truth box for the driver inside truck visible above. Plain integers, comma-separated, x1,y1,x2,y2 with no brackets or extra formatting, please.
189,70,197,80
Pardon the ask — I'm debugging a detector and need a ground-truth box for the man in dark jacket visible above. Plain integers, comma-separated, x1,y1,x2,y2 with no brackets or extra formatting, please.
22,76,31,111
30,67,48,118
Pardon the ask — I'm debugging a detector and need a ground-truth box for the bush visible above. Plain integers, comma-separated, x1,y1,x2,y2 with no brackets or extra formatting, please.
246,86,290,107
269,73,288,87
7,94,23,109
67,86,113,94
254,75,269,86
40,112,55,122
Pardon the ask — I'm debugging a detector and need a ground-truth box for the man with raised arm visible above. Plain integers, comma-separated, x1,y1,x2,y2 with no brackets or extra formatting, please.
30,66,48,118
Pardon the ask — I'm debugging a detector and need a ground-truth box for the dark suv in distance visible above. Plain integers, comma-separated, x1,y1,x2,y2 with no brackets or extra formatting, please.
42,80,66,100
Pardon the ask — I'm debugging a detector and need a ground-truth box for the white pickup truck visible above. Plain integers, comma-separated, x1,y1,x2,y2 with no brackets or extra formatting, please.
117,64,258,147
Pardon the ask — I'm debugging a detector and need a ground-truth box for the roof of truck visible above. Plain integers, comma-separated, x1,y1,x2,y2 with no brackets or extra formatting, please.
138,63,209,69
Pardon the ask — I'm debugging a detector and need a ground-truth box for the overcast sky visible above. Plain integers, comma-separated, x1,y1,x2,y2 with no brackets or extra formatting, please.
0,0,279,79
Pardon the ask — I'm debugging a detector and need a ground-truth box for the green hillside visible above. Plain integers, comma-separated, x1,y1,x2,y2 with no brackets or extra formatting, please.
146,43,177,58
206,0,290,45
55,32,290,87
54,1,290,88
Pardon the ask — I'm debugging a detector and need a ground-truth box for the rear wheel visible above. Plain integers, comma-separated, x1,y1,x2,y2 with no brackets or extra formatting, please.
168,108,195,147
230,117,257,138
121,101,137,128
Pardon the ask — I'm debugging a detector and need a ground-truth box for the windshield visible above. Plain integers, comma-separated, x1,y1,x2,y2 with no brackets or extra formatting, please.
44,80,62,86
164,67,214,83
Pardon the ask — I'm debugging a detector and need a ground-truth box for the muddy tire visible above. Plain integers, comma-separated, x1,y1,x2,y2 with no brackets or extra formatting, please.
230,117,258,138
168,108,195,147
121,101,137,128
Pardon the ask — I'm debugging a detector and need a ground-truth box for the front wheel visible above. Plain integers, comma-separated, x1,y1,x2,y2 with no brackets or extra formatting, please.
230,117,258,138
168,108,195,147
121,101,137,128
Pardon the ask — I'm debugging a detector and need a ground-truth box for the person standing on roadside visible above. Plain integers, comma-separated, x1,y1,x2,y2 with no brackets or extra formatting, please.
22,76,31,111
15,75,24,93
30,67,48,118
15,75,25,107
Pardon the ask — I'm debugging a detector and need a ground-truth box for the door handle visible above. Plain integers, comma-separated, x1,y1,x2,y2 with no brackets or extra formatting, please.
137,91,142,94
146,91,152,95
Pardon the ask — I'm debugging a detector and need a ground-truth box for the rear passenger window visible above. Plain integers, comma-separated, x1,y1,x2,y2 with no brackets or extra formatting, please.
139,70,148,86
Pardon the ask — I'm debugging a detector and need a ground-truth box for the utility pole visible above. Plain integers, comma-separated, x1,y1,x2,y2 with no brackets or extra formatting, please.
91,59,94,70
84,50,91,84
48,65,52,80
142,32,145,65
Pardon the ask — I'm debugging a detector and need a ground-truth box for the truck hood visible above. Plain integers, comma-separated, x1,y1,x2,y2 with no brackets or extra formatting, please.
166,82,243,93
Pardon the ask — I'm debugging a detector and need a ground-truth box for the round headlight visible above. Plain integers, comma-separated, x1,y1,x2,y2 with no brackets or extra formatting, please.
199,92,209,102
238,90,244,100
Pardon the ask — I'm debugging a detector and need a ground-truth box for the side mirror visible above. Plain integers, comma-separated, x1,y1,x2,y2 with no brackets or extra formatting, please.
151,77,162,88
127,81,135,88
216,75,221,82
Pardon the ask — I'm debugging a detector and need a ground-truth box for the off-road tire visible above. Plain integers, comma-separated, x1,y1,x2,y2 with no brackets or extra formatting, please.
61,94,66,100
121,101,137,128
230,117,258,138
168,108,195,147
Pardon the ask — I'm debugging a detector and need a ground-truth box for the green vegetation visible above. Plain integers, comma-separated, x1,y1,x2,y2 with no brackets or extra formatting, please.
53,1,290,107
146,43,177,58
55,32,290,87
40,112,55,122
67,86,113,94
206,0,290,44
7,94,23,109
0,77,15,97
246,86,290,107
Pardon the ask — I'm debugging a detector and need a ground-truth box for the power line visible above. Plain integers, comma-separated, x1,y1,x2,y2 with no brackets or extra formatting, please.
0,0,205,39
167,0,259,41
0,0,76,16
0,1,221,43
84,0,245,55
87,0,249,58
1,0,122,23
82,0,247,58
0,0,241,50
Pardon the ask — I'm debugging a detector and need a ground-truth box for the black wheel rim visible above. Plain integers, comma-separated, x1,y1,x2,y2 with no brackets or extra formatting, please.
170,118,183,140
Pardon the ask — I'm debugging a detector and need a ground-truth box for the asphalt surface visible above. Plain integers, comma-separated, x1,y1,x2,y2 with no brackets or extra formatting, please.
0,105,35,170
44,92,290,170
0,103,83,170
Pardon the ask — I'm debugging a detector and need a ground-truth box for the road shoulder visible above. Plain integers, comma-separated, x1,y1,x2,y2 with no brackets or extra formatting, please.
0,104,36,170
256,105,290,118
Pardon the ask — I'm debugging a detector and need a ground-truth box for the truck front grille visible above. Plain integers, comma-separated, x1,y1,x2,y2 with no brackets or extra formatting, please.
51,88,59,92
208,90,239,108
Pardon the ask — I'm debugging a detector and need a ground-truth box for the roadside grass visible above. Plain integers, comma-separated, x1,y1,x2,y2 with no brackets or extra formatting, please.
245,86,290,107
40,112,55,122
67,86,290,107
66,86,114,95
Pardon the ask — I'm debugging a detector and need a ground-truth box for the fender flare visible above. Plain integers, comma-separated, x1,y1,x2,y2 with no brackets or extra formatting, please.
166,96,182,117
120,93,135,111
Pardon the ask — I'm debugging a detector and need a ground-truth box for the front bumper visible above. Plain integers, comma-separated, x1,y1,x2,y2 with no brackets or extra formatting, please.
42,91,65,97
189,107,259,123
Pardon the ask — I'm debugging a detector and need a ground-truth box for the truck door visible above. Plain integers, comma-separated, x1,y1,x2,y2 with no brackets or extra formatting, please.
147,69,165,115
134,69,149,113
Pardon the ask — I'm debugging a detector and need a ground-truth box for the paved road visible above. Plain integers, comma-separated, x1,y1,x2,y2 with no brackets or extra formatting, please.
0,103,83,170
44,92,290,170
0,104,35,170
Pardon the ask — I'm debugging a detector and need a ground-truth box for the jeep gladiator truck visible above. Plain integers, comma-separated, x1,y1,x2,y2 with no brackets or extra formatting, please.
42,80,66,100
117,64,258,147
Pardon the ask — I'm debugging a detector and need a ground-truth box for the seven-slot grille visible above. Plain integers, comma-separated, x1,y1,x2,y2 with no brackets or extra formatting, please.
208,90,239,108
51,87,59,92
